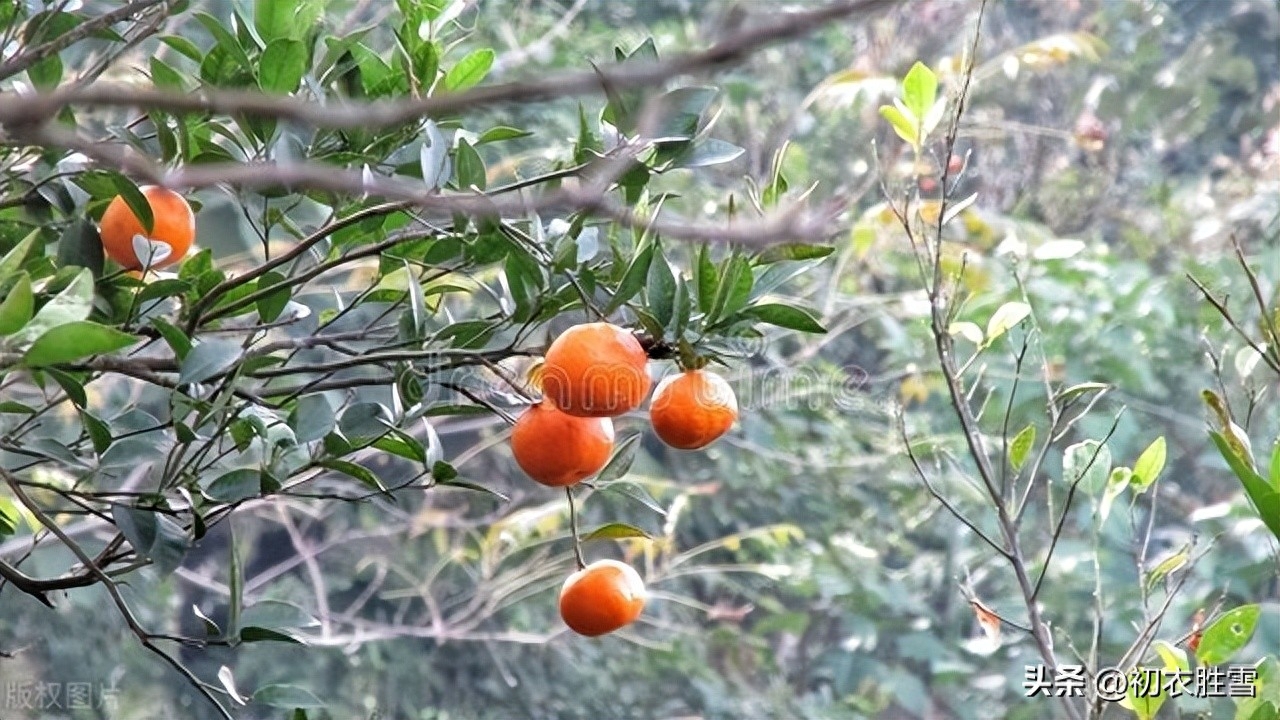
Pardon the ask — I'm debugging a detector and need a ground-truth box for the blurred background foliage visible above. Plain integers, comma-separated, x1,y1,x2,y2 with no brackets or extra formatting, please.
1,0,1278,719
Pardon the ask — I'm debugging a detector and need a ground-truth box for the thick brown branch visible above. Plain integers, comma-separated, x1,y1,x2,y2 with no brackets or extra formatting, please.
0,0,896,130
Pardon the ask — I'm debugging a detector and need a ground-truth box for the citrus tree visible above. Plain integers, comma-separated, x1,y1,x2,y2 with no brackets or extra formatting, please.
0,0,857,715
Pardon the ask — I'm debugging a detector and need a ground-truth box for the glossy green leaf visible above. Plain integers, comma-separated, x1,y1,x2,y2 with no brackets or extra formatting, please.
23,321,137,366
604,239,654,314
596,433,642,484
290,395,335,443
1196,604,1260,665
755,243,834,265
1063,440,1110,494
1209,431,1280,544
255,0,322,42
111,504,188,576
255,271,290,323
259,39,307,93
581,522,652,542
179,338,243,385
206,469,263,503
743,303,826,334
15,267,94,345
647,245,677,329
55,218,104,277
0,274,34,336
319,459,386,492
902,62,938,128
1130,436,1167,493
239,626,303,644
443,48,494,91
454,139,486,190
1009,425,1036,471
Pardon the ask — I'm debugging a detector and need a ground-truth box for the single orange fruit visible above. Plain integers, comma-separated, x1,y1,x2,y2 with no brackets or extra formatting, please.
649,369,738,449
559,559,646,636
511,401,614,486
541,322,651,417
98,186,195,270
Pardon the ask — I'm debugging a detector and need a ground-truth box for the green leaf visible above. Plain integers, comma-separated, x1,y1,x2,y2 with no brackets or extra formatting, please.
1122,668,1166,720
45,367,87,407
475,126,533,144
290,395,335,443
253,684,324,709
581,522,652,542
0,274,34,336
111,504,188,576
79,410,114,454
27,54,62,90
239,626,304,644
1209,431,1280,544
23,321,137,366
0,230,37,280
443,48,494,91
136,278,192,305
255,271,290,323
454,139,486,190
742,303,826,334
1009,425,1035,471
111,175,154,236
151,317,192,360
1196,605,1260,665
15,267,94,345
984,301,1032,346
1130,436,1167,493
708,254,753,326
339,402,394,441
1063,439,1111,494
602,480,667,517
255,0,323,42
647,245,676,329
695,243,716,314
319,459,386,493
755,243,834,265
604,239,655,314
1099,467,1131,523
596,433,641,484
371,428,425,465
259,39,307,94
149,57,185,90
55,218,104,277
0,498,18,537
902,62,938,128
205,469,263,503
161,35,204,63
878,104,919,148
228,530,243,636
179,338,243,385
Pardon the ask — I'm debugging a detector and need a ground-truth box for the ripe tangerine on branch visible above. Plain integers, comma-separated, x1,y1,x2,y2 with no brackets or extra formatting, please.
510,401,614,487
541,322,651,418
98,185,195,271
649,369,738,450
558,559,646,637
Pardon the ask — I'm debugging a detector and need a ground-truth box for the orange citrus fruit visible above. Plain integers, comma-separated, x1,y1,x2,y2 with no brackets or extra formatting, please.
541,322,651,417
559,559,646,636
98,186,195,270
511,401,614,486
649,369,738,449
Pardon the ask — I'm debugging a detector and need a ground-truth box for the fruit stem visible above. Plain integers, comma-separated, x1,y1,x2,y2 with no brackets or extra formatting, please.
565,486,586,570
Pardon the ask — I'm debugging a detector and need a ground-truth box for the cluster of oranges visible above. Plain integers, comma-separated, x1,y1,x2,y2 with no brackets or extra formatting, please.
93,189,739,639
511,322,739,636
